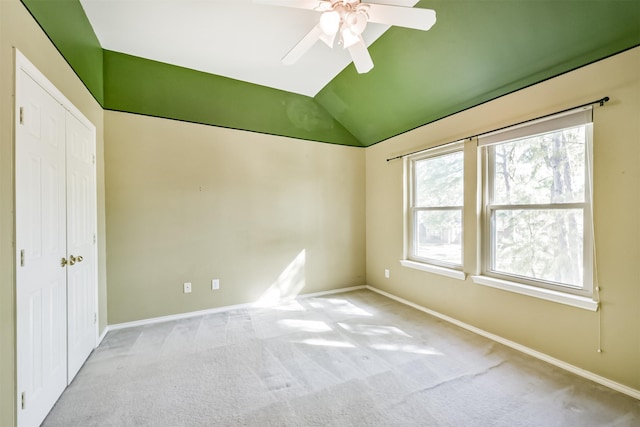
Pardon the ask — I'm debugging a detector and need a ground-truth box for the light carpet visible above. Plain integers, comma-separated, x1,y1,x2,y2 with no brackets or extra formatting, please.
43,290,640,426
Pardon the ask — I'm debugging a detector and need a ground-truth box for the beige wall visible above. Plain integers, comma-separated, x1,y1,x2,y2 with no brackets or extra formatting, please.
104,111,366,324
0,1,107,425
366,47,640,390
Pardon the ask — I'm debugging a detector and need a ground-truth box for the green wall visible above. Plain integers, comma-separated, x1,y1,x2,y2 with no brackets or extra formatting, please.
20,0,640,147
316,0,640,145
103,51,361,146
20,0,361,146
20,0,103,104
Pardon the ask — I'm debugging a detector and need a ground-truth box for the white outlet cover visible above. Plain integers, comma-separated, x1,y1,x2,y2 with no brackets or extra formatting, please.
183,282,192,293
384,269,390,279
212,279,219,290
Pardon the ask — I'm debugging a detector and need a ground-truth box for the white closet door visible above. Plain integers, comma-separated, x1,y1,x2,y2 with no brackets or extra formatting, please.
66,111,97,381
16,70,68,427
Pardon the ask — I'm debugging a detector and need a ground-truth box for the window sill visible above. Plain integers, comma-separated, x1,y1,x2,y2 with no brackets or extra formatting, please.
400,260,467,280
471,275,599,311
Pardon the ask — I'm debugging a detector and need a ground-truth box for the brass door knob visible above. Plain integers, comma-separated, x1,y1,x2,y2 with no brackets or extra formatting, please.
77,255,84,262
61,257,68,267
69,255,77,266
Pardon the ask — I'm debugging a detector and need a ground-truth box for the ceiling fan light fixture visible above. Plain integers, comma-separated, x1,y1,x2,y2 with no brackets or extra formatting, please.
273,0,437,72
345,10,367,36
319,10,340,36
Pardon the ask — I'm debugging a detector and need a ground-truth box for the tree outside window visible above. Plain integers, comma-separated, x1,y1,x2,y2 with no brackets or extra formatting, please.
409,145,464,268
484,122,593,295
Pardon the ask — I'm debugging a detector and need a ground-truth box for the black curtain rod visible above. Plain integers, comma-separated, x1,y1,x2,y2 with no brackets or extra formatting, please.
386,96,610,162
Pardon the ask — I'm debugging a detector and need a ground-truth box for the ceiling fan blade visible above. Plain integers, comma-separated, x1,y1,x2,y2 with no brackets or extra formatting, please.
365,4,436,31
347,38,374,74
253,0,332,11
282,25,323,65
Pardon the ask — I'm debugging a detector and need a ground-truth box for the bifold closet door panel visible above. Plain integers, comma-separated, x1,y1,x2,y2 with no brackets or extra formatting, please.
66,111,98,382
15,70,68,427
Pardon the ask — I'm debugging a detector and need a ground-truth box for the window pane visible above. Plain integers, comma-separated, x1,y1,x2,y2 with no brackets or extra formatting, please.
415,151,463,207
492,209,584,287
492,126,585,205
415,210,462,265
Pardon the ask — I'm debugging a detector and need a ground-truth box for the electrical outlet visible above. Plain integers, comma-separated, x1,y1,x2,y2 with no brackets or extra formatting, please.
384,269,390,279
211,279,219,290
183,282,192,293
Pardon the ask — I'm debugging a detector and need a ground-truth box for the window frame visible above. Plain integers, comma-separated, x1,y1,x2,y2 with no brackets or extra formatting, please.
478,110,594,298
406,141,465,271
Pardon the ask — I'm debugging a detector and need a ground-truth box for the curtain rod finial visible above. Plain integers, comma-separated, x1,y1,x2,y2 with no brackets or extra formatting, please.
600,96,610,106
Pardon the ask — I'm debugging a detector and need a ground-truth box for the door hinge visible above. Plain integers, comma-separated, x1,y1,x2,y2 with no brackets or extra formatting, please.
94,313,97,324
20,249,25,267
21,392,25,410
92,154,96,165
93,234,97,244
19,107,24,125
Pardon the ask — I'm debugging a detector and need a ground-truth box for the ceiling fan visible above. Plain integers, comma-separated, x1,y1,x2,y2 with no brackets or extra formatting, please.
256,0,436,73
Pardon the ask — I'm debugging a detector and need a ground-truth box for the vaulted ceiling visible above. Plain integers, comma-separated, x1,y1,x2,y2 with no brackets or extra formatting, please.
22,0,640,147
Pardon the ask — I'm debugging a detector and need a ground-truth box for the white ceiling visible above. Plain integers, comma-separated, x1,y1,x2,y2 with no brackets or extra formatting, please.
79,0,418,97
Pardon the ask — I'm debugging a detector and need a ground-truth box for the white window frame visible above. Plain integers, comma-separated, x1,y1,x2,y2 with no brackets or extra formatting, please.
404,141,465,278
475,107,595,302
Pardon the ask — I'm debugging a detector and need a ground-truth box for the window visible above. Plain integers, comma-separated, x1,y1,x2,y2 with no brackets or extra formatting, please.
479,108,593,297
407,142,464,270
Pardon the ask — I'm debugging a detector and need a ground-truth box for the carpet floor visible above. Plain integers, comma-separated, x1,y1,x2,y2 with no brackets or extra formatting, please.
43,289,640,426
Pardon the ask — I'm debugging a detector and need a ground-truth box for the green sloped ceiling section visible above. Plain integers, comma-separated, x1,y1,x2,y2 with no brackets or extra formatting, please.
20,0,104,105
102,51,360,146
316,0,640,145
20,0,640,147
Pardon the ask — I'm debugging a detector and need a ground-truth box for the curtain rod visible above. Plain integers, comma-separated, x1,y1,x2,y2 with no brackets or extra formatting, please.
386,96,610,162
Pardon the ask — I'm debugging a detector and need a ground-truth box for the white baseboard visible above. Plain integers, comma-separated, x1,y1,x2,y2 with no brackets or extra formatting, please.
106,285,367,332
300,285,366,298
107,301,256,331
97,327,108,346
366,285,640,401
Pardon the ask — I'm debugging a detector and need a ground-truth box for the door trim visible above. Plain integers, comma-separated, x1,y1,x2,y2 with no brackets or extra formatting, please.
14,48,99,423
